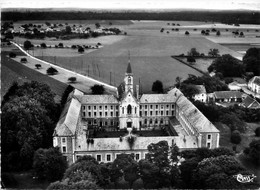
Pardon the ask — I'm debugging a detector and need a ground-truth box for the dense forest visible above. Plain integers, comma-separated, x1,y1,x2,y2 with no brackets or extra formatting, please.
2,10,260,24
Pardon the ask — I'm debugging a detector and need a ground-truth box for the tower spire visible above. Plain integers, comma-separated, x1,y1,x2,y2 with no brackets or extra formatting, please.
126,51,132,74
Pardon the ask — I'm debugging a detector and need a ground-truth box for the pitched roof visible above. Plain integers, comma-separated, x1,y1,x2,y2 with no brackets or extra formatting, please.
193,85,206,94
250,76,260,86
213,91,244,99
241,96,260,109
80,94,118,104
140,94,176,103
54,89,83,136
176,95,219,133
76,136,198,152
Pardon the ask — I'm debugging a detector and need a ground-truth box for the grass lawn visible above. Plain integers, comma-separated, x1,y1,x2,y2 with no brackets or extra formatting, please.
1,50,68,101
216,122,260,152
2,171,50,189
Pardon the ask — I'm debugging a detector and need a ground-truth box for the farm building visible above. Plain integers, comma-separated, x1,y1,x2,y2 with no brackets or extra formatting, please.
248,76,260,95
228,81,247,91
192,85,207,102
53,61,219,165
210,91,247,103
240,95,260,109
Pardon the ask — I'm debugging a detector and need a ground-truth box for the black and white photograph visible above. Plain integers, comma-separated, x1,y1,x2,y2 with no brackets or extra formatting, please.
1,0,260,189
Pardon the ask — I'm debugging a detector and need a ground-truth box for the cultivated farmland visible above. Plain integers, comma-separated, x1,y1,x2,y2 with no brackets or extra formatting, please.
11,20,260,92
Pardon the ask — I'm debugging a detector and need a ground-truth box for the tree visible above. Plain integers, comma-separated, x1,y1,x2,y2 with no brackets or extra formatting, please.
33,147,67,182
68,77,77,83
91,84,105,95
191,155,245,189
201,30,205,35
244,139,260,166
208,54,244,77
230,130,242,145
185,31,190,35
2,96,53,170
47,67,58,75
255,127,260,137
216,31,221,36
35,64,42,69
175,76,182,88
95,23,101,28
65,25,71,34
41,43,47,48
111,154,139,188
20,58,27,63
63,155,106,187
138,159,159,188
58,43,63,48
179,84,200,100
179,157,200,188
146,141,172,188
208,48,220,57
24,40,33,50
78,46,84,53
188,48,200,57
152,80,163,93
243,48,260,76
2,81,58,171
9,52,16,58
48,172,99,190
187,56,196,63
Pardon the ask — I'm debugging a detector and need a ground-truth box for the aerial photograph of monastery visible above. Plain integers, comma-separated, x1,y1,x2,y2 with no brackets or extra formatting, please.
1,0,260,189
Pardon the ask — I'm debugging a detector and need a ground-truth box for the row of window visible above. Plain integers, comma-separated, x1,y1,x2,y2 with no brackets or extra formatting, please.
87,120,119,126
76,152,146,163
140,104,174,110
83,111,119,118
140,110,174,117
82,105,119,111
83,110,174,118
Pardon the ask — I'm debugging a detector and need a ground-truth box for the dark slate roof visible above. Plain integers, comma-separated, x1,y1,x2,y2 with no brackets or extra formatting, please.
176,94,219,133
80,94,118,104
241,96,260,109
214,91,244,99
126,61,132,74
54,89,84,136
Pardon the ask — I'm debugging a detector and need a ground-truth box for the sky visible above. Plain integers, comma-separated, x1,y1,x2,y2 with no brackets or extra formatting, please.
1,0,260,11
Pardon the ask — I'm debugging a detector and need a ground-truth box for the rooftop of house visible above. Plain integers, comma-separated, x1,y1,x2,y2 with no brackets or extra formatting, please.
176,95,219,133
241,95,260,109
193,85,206,94
249,76,260,86
140,94,176,103
213,91,245,99
54,89,84,136
79,94,118,104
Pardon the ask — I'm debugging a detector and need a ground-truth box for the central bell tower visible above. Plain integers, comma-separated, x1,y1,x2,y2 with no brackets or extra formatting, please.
124,55,133,94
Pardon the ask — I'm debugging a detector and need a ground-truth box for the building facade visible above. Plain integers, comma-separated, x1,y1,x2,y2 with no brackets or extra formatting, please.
54,61,220,164
248,76,260,95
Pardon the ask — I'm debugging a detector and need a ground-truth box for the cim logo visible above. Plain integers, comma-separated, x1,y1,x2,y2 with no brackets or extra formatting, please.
233,174,257,183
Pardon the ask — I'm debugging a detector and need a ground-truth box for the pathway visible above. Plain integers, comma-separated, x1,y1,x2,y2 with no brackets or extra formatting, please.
11,41,118,95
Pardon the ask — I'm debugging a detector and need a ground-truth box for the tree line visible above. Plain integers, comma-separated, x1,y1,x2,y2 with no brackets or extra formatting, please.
39,141,259,189
2,10,260,24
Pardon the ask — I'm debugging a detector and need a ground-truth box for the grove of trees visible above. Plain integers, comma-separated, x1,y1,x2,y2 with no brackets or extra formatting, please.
46,141,258,189
152,80,164,93
2,81,60,171
91,84,105,94
208,54,244,77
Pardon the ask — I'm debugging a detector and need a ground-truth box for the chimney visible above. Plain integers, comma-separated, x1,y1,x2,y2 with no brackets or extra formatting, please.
136,85,139,99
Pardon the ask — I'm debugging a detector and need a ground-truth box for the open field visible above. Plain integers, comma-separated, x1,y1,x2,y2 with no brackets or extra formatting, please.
1,50,68,101
217,122,260,153
7,20,260,92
